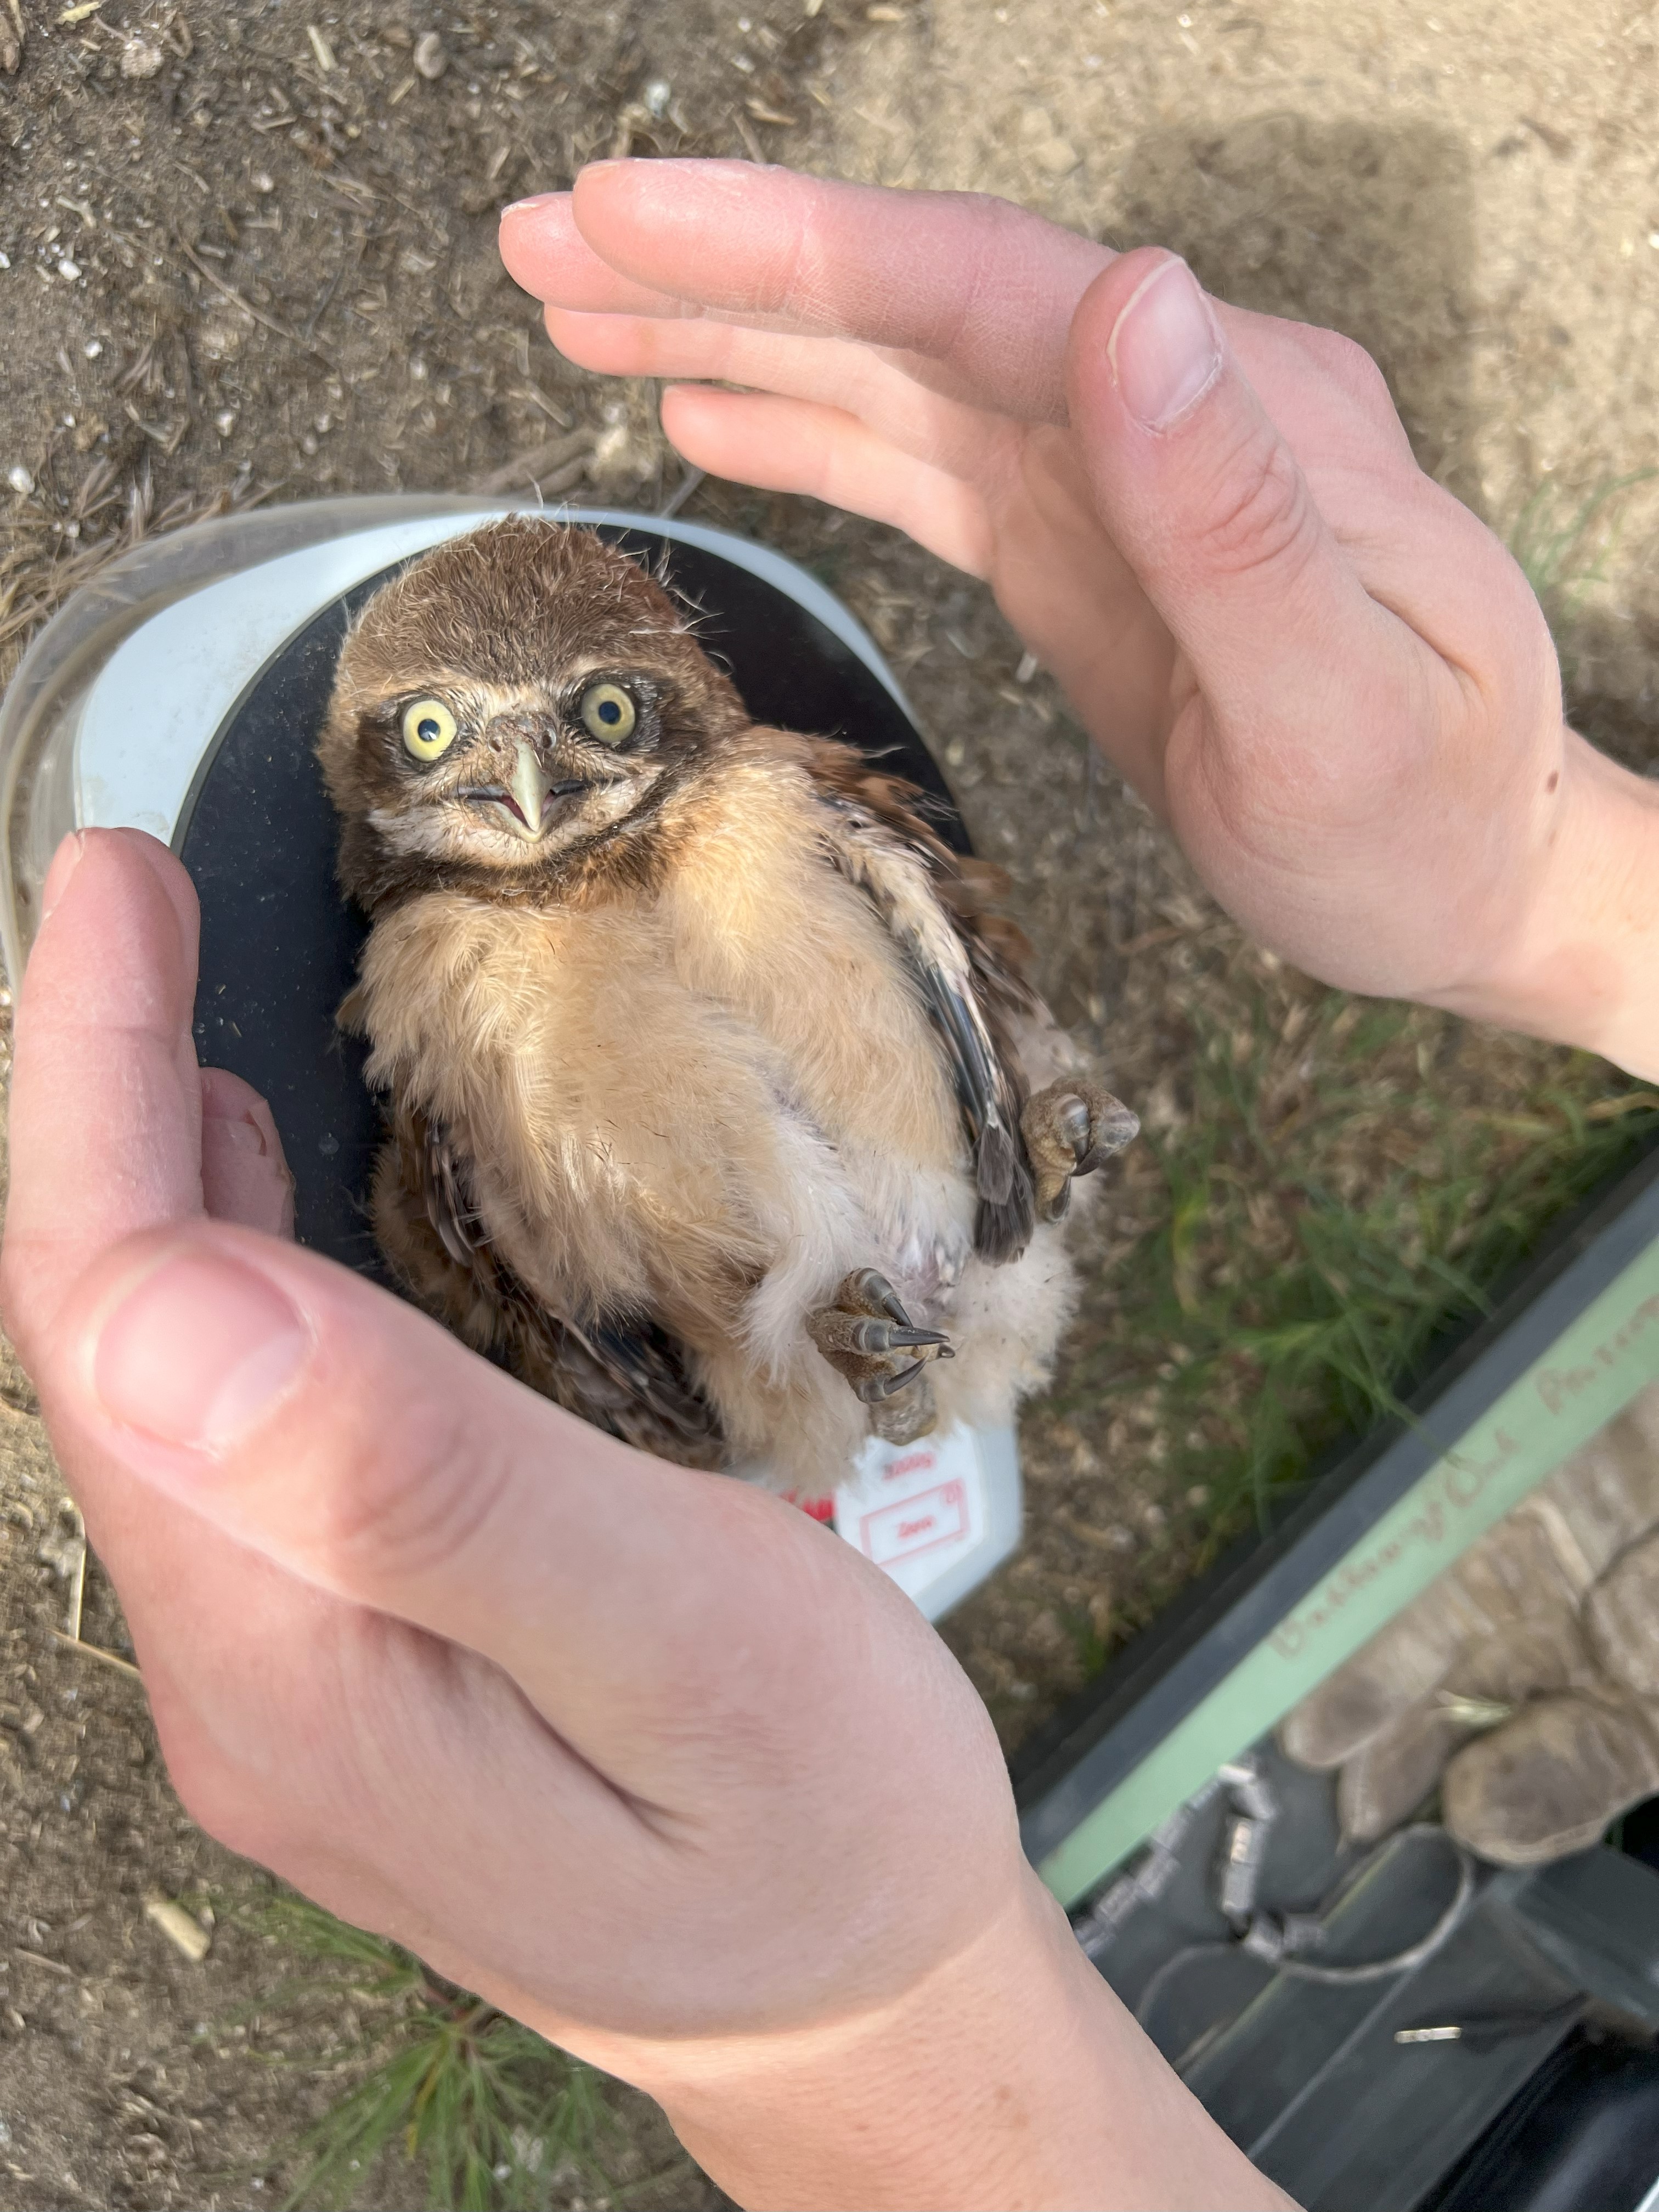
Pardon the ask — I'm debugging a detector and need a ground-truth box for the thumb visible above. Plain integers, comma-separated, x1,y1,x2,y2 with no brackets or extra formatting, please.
44,1220,928,1801
1065,250,1384,734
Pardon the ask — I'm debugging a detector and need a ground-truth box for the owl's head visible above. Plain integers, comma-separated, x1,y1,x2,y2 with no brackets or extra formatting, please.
319,517,748,908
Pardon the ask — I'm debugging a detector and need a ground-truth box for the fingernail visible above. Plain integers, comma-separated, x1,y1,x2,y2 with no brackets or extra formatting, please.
204,1112,269,1157
500,192,562,217
94,1252,308,1451
40,832,86,924
1107,256,1221,431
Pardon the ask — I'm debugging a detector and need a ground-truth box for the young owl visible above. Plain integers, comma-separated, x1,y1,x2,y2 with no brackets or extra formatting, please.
318,518,1136,1497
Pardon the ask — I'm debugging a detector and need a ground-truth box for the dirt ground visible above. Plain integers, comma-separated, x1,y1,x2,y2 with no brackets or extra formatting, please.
0,0,1657,2204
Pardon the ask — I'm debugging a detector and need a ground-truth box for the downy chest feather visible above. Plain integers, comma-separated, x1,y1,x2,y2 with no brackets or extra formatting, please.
352,766,965,1239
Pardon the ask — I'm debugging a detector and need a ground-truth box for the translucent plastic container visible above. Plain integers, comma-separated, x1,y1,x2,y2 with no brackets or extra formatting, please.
0,494,1023,1621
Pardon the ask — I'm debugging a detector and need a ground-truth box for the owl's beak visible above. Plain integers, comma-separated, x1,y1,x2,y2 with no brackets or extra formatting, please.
509,740,557,836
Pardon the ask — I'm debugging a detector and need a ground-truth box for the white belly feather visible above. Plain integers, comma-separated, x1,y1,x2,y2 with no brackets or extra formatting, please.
353,769,1074,1489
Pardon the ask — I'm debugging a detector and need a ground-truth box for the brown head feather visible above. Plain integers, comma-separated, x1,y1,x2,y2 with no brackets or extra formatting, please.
318,517,749,916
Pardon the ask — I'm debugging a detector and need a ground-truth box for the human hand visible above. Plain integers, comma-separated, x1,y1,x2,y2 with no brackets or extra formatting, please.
0,827,1288,2210
500,163,1659,1078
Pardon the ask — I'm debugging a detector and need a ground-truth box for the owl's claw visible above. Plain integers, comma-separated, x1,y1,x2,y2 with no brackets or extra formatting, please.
808,1269,952,1435
1022,1080,1139,1224
842,1266,912,1328
861,1358,928,1403
843,1317,952,1358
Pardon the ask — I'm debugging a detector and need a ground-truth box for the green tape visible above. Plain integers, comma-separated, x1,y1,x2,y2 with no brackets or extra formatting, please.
1040,1240,1659,1908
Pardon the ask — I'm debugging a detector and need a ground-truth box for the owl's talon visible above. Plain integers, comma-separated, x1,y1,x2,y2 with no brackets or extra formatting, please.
1056,1097,1092,1154
808,1269,952,1432
1022,1081,1139,1224
843,1266,912,1328
857,1359,926,1404
846,1317,952,1357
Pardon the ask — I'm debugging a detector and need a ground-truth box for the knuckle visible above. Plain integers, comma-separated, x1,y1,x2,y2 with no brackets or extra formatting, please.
1490,566,1565,714
1304,325,1393,410
309,1393,515,1592
1195,426,1317,585
1338,341,1394,417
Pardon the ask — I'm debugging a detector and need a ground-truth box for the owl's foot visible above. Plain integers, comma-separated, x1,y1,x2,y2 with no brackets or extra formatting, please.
808,1268,953,1432
1022,1081,1139,1223
868,1369,939,1445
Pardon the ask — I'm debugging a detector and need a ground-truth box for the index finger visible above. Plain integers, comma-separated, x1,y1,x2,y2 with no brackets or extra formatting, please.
501,161,1115,425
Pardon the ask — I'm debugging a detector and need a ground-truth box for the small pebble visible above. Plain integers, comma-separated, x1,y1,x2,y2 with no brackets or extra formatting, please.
120,36,164,80
7,464,33,495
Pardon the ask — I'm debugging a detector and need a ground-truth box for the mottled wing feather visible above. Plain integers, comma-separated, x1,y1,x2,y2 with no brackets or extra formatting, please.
421,1116,480,1267
803,741,1039,1263
380,1100,725,1468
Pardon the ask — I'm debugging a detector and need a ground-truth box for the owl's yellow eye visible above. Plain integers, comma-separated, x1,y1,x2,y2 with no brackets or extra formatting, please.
401,697,458,761
578,682,636,745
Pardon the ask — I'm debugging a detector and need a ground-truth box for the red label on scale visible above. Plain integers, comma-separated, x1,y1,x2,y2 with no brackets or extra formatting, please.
855,1479,969,1567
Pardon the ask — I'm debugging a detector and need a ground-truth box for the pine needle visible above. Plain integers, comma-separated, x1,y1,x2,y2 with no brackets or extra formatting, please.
230,1893,647,2212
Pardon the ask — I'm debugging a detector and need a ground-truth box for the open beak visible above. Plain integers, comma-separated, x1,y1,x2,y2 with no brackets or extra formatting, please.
509,740,555,836
463,735,592,839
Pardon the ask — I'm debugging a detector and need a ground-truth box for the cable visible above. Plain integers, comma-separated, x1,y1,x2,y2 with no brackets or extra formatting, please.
1272,1831,1476,1985
1133,1825,1477,2051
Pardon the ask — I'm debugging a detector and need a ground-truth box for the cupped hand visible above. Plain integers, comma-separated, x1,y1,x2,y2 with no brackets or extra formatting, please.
500,163,1659,1072
0,830,1006,2157
3,827,1290,2210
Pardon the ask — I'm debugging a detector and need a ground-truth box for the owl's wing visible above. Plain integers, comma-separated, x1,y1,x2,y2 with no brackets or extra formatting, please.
375,1101,726,1469
804,740,1041,1264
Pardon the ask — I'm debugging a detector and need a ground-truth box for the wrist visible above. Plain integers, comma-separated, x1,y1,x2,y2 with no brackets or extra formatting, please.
590,1870,1287,2211
1429,730,1659,1080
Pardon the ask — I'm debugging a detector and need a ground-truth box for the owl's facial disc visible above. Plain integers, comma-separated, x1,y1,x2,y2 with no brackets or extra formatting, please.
368,673,675,872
